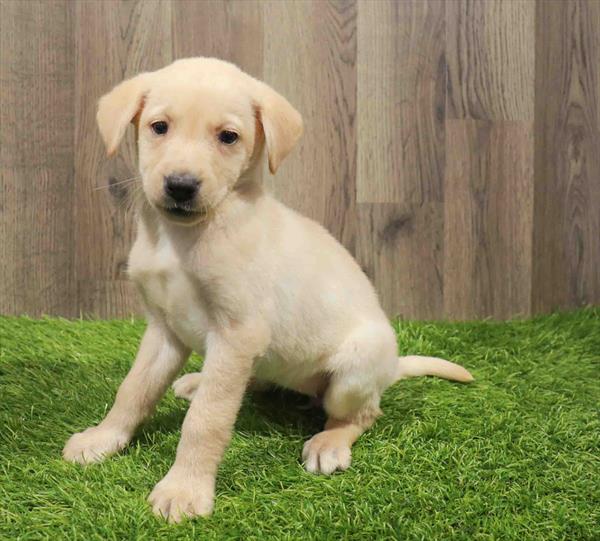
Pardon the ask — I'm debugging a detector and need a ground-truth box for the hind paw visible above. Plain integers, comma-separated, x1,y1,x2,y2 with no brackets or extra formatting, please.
172,373,203,401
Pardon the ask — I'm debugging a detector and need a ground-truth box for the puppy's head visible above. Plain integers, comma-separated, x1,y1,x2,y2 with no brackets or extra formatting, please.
97,58,303,225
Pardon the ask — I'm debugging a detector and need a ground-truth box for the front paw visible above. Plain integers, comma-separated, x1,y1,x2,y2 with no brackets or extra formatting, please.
148,467,215,523
63,425,130,464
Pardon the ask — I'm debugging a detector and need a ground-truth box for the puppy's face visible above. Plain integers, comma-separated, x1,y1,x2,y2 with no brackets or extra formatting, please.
137,80,257,224
97,58,303,225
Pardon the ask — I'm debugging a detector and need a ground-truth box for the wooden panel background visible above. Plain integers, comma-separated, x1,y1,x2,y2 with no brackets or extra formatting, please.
1,0,599,320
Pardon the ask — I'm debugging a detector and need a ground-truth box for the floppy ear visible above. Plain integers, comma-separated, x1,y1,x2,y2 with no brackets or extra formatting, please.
96,73,149,156
253,81,303,174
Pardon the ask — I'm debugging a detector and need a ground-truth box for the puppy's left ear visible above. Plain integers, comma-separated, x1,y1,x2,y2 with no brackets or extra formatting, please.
97,73,149,156
253,81,303,174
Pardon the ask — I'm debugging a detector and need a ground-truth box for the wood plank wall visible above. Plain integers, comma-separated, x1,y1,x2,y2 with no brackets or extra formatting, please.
1,0,599,320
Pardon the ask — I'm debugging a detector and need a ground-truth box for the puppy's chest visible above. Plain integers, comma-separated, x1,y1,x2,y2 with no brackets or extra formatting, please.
128,241,209,349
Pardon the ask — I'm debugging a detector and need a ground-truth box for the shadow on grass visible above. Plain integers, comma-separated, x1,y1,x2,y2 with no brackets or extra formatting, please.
240,388,326,435
136,387,327,448
134,382,427,451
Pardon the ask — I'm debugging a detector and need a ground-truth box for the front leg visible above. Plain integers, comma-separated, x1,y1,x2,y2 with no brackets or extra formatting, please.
63,315,190,464
149,324,263,522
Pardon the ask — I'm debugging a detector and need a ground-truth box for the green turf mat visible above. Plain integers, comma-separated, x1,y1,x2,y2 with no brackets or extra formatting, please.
1,310,598,540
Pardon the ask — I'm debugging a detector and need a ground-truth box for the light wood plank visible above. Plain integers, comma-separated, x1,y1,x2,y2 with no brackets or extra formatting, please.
263,0,357,249
74,0,172,317
357,0,445,204
173,0,263,78
76,280,141,319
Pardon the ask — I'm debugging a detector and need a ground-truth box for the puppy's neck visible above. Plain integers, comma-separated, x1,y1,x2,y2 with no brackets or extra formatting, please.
234,153,264,196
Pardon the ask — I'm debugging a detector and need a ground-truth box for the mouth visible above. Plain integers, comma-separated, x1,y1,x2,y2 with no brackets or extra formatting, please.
158,204,208,223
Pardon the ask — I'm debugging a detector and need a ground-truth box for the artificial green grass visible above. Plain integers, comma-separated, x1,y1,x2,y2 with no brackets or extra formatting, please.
0,310,599,540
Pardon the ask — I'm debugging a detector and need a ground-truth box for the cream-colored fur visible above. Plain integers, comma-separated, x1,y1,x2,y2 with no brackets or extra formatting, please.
62,58,473,523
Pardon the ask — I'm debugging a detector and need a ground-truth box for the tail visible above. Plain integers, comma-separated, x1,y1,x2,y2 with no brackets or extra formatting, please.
396,355,474,383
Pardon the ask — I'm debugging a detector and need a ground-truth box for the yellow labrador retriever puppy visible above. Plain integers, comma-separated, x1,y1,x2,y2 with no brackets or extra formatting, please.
63,57,473,522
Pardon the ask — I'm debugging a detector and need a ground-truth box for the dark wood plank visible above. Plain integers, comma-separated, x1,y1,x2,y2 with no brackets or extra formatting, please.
357,202,444,320
444,120,533,320
263,0,357,250
0,0,75,316
74,0,172,317
446,0,534,121
533,0,600,313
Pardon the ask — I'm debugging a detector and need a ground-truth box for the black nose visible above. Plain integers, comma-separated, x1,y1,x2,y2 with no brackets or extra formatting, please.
164,174,200,203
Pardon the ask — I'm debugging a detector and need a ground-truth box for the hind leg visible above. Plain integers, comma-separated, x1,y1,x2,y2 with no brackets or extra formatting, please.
302,370,384,474
302,409,379,474
302,325,397,474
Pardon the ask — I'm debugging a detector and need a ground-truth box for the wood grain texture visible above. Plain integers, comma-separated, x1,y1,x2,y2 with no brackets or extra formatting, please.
0,0,75,316
173,0,263,78
356,0,445,319
357,0,445,204
358,202,444,320
533,0,600,313
1,0,599,320
446,0,535,121
444,120,533,319
76,280,140,319
263,0,357,250
74,0,172,317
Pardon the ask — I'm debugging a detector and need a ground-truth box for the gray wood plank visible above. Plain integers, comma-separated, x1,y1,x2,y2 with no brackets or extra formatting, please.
0,0,76,316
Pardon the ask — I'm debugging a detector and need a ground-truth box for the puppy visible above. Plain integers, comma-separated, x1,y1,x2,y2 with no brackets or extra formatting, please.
63,57,473,522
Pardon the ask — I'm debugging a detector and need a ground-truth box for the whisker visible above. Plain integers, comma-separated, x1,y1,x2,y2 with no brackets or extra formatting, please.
93,176,141,191
125,184,146,214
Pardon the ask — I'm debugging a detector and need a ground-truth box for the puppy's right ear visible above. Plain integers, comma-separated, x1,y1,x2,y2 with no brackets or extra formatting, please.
96,74,149,156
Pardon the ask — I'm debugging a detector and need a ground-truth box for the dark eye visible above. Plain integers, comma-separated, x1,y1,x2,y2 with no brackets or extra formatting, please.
218,130,238,145
151,121,168,135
